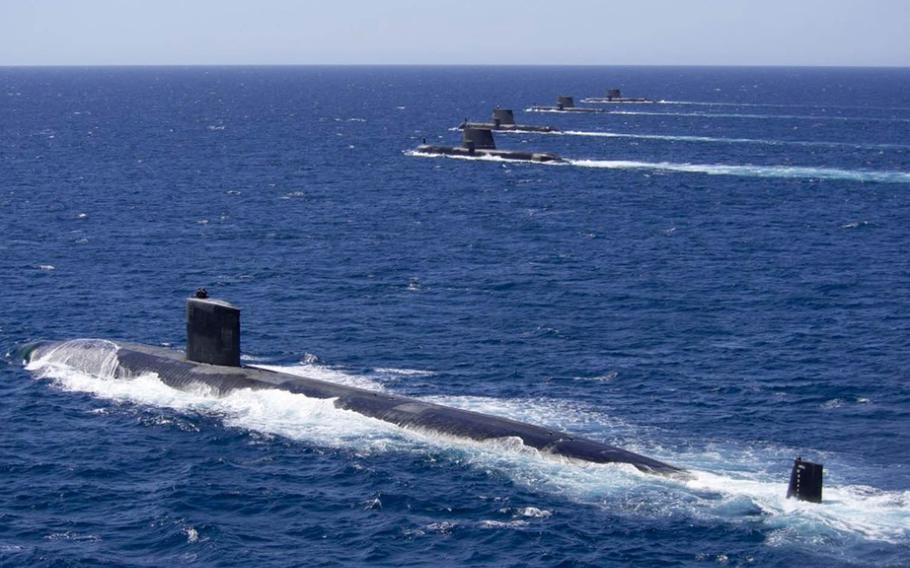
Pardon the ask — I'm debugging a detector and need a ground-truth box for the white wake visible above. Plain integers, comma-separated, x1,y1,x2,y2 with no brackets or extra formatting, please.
518,129,910,151
407,149,910,183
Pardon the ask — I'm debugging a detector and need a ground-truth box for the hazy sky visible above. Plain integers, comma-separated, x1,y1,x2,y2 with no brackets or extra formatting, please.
1,0,908,66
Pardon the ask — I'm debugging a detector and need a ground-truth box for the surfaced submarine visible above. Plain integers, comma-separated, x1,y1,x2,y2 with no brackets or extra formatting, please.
528,96,606,113
19,291,827,501
458,108,558,133
582,88,655,104
22,290,684,476
415,127,563,163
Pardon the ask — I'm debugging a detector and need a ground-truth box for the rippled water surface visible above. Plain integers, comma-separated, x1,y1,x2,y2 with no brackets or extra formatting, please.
1,66,909,567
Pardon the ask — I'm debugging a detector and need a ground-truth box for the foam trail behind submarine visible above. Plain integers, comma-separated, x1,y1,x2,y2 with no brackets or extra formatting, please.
22,292,684,476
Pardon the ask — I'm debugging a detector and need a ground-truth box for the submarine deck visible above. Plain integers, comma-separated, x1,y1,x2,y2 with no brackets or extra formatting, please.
581,97,655,104
458,121,558,133
526,106,606,113
91,342,684,475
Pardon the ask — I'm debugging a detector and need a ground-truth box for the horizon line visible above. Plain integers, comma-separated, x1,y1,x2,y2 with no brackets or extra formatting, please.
1,63,909,70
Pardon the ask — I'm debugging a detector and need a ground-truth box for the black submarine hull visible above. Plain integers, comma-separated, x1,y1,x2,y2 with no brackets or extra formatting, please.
25,340,683,476
581,97,655,104
527,106,606,113
415,144,563,163
459,121,559,133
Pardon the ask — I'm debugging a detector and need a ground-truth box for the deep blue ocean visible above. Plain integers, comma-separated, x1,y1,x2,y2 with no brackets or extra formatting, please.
1,66,909,567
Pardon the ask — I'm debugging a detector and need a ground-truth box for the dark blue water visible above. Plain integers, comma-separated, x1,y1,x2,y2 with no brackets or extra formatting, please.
1,66,908,567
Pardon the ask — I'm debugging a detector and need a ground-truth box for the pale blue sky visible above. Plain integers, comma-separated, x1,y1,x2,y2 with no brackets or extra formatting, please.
1,0,907,66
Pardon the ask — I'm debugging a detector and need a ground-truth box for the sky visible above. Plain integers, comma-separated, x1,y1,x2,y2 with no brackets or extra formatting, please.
1,0,908,67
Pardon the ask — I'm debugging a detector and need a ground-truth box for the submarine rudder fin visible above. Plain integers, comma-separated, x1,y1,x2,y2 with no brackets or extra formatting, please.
787,456,823,503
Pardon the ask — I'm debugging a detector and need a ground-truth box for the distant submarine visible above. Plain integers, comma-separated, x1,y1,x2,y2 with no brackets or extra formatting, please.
415,127,563,163
528,96,606,113
582,88,655,104
458,108,558,133
20,290,684,476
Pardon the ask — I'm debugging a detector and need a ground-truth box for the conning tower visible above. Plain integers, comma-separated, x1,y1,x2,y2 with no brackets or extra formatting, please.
557,96,575,109
462,127,496,151
186,288,241,367
492,108,516,127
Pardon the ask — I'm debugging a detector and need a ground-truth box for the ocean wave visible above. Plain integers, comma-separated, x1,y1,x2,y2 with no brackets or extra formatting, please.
372,367,436,378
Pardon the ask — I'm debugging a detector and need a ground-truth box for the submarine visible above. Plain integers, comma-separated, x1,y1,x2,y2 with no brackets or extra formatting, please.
527,96,607,114
582,88,655,104
18,291,827,502
458,108,558,133
414,127,563,163
21,290,684,476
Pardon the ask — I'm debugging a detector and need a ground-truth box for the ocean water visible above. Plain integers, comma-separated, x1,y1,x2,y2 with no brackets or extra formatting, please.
1,66,909,567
